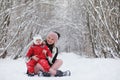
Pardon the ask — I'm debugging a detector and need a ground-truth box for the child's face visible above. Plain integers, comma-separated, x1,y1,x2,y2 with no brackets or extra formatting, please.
46,36,55,45
35,39,42,45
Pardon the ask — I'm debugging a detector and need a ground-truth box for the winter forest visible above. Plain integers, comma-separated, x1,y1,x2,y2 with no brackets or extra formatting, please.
0,0,119,59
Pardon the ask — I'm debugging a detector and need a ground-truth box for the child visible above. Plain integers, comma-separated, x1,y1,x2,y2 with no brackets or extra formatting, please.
26,35,52,76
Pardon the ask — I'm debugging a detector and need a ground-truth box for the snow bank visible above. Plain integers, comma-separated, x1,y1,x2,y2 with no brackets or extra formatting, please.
0,53,120,80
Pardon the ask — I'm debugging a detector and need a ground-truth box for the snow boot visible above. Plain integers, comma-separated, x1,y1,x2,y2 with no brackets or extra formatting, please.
42,72,51,77
42,70,65,77
62,70,71,76
55,70,71,77
27,73,35,76
26,70,35,77
38,70,51,77
55,70,63,77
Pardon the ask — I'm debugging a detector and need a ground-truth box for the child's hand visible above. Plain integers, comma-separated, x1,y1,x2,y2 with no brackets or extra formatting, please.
31,55,39,61
42,50,47,56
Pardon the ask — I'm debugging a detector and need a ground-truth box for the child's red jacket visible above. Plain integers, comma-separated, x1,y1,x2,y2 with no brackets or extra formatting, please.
26,44,52,59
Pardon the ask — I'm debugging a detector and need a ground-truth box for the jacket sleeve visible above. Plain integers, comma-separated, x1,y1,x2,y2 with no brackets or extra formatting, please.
52,47,58,63
26,46,34,58
47,47,58,64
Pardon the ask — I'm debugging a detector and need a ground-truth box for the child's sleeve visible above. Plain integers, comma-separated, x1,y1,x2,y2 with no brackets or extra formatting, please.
45,46,52,58
26,46,34,58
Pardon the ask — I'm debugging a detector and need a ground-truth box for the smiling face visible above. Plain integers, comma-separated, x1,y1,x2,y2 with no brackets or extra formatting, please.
46,36,56,45
46,32,59,45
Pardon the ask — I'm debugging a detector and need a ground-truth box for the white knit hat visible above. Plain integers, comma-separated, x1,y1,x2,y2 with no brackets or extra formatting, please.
33,35,43,44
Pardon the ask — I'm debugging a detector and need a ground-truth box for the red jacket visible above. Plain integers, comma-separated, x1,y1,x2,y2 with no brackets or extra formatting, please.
26,44,52,59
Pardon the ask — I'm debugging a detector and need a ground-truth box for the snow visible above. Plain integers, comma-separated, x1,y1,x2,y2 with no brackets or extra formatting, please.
0,53,120,80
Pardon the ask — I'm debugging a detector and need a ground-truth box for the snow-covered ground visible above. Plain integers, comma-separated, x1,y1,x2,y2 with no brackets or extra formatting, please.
0,53,120,80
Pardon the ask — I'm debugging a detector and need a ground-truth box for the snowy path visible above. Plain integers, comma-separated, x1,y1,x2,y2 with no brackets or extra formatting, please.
0,53,120,80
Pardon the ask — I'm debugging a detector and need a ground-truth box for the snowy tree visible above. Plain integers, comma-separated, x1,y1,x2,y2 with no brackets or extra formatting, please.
86,0,120,58
0,0,119,59
0,0,11,58
0,0,91,59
